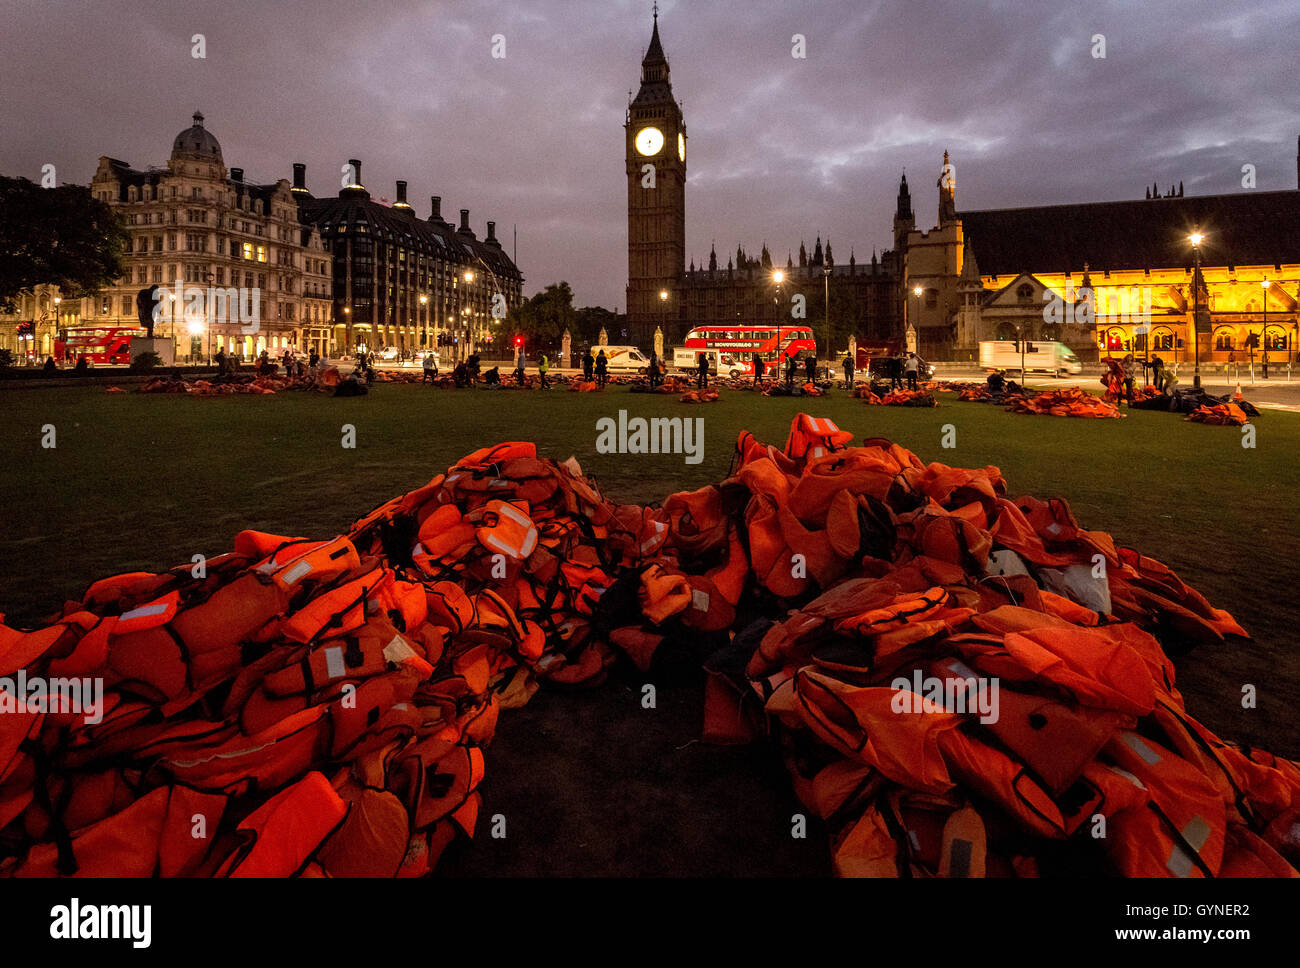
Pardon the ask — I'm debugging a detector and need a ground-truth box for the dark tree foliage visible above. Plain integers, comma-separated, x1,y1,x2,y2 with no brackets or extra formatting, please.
0,175,129,312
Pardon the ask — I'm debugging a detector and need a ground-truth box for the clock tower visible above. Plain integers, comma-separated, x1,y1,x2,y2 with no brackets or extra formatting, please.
625,7,686,345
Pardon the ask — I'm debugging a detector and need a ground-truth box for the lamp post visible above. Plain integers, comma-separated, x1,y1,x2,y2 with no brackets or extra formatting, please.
823,263,832,377
659,289,668,351
910,285,923,356
461,270,475,362
52,296,61,364
419,294,428,360
772,270,785,372
1261,277,1270,380
1189,233,1204,388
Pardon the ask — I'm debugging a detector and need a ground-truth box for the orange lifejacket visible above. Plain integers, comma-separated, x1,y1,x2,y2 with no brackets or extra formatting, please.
476,499,539,560
169,573,291,690
222,771,346,877
784,414,853,460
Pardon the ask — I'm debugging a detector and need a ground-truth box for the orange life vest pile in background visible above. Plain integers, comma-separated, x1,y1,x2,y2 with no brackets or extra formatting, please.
1007,387,1125,419
1187,403,1251,426
679,389,720,403
2,415,1296,877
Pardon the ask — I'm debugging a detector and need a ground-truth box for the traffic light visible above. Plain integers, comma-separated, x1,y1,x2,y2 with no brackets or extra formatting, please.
514,335,523,347
1245,332,1260,349
16,322,34,337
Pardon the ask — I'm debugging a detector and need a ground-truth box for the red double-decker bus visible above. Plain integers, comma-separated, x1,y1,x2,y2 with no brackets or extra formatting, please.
54,326,146,365
682,324,817,377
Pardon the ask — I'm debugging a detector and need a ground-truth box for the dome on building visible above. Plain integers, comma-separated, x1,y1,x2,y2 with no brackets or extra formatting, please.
171,111,222,160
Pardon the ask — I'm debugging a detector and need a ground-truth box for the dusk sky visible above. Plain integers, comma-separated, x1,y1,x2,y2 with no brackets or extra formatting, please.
2,0,1296,308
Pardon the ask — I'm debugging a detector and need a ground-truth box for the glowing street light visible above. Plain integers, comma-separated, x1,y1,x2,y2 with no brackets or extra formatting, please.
1189,233,1205,388
1262,277,1271,379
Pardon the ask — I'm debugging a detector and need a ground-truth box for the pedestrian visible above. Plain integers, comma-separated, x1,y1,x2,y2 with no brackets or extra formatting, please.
803,353,816,387
595,350,608,389
890,355,904,391
282,348,292,373
843,354,855,387
648,353,661,389
753,353,765,388
696,351,710,390
1121,353,1136,405
514,345,526,386
785,354,796,390
424,351,437,383
1151,354,1165,392
904,352,919,390
583,350,595,382
215,347,228,377
538,353,550,389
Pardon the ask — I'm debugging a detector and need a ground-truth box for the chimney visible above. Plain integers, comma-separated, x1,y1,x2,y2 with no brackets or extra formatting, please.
395,180,409,206
347,158,362,187
486,220,497,242
459,208,471,232
430,196,443,222
292,163,306,191
230,168,244,182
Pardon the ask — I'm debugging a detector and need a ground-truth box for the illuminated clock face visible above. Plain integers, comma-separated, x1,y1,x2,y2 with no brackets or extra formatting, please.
636,126,664,156
678,133,685,162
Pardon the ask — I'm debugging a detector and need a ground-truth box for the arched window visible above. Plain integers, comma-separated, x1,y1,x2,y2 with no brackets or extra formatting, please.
127,186,138,202
1016,283,1034,303
1213,327,1235,351
1152,327,1174,351
994,322,1018,341
1264,325,1289,351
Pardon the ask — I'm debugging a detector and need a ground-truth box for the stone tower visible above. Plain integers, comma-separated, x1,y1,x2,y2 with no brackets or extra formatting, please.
625,7,686,345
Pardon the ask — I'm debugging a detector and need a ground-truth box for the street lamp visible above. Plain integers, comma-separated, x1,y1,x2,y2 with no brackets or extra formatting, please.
659,289,668,349
1261,277,1270,380
823,264,832,372
1189,233,1204,388
910,285,923,355
461,270,475,362
772,270,785,372
52,296,61,363
419,294,428,355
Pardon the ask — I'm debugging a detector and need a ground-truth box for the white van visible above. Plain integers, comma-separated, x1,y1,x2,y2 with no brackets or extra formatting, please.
979,339,1082,376
596,345,651,372
671,347,751,378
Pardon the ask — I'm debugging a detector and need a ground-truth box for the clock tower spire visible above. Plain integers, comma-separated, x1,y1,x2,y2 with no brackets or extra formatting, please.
626,8,686,345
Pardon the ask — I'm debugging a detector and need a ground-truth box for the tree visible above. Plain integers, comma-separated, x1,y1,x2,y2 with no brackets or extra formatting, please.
505,282,577,352
574,305,619,347
0,176,129,312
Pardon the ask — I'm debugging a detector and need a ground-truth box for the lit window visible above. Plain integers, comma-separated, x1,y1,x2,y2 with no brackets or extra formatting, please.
257,246,267,263
243,242,253,260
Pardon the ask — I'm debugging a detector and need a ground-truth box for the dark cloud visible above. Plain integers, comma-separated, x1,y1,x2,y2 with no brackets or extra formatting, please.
2,0,1295,307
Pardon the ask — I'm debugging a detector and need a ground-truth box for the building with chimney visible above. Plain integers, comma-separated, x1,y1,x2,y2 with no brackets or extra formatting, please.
291,161,523,360
80,112,334,361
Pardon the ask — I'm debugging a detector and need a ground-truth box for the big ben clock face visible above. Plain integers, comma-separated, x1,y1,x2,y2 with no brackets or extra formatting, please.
678,132,685,162
635,126,664,156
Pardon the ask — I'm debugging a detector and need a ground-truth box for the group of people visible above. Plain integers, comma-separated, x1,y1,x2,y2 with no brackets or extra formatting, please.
1112,353,1176,405
579,349,611,388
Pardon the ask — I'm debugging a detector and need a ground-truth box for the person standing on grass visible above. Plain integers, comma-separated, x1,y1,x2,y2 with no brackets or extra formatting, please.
804,353,816,386
538,353,551,389
1122,353,1136,405
514,345,526,386
785,354,796,391
843,354,855,387
215,347,228,377
696,352,710,390
753,354,765,388
1151,354,1165,392
904,352,919,390
583,349,595,382
595,350,608,389
648,351,661,389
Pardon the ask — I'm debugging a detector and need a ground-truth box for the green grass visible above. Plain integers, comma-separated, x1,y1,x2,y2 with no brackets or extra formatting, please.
2,382,1297,755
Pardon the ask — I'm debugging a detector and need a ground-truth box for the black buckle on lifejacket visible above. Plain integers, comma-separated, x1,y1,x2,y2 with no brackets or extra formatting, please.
344,636,365,669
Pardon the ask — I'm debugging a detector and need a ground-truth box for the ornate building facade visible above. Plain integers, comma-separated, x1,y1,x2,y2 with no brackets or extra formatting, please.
900,145,1300,364
293,161,523,360
84,112,334,361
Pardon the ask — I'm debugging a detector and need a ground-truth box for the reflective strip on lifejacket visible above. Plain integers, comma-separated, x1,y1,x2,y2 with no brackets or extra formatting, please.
1167,817,1213,877
119,602,170,624
479,501,538,560
1121,732,1162,765
640,520,668,554
691,588,709,611
324,646,346,680
115,591,180,633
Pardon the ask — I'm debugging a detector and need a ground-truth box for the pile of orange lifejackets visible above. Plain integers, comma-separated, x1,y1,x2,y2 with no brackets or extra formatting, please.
680,389,720,403
3,414,1296,878
371,370,424,384
569,381,601,393
878,389,938,407
137,376,300,396
1187,403,1250,426
1008,387,1124,419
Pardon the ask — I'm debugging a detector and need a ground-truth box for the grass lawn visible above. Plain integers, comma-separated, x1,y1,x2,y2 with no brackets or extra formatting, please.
0,381,1296,872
